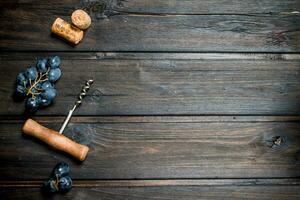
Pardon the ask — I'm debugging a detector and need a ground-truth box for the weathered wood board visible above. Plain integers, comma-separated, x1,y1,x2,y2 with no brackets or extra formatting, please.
1,183,300,200
1,53,300,115
0,0,299,51
1,116,300,180
1,0,300,199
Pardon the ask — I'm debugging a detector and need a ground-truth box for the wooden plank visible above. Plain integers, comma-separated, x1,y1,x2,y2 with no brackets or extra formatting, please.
2,0,300,14
115,0,300,15
2,116,300,124
1,0,300,15
1,178,300,187
1,53,300,115
1,184,300,200
1,117,300,180
1,52,300,61
0,1,299,51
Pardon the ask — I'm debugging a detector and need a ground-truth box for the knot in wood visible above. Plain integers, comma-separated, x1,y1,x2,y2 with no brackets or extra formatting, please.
272,136,283,146
263,134,288,150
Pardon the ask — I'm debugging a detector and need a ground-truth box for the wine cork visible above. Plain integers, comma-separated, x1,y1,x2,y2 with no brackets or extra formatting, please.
51,18,84,44
71,10,91,30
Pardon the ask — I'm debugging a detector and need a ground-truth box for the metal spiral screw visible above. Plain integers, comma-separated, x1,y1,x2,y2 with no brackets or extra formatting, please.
75,79,94,106
59,79,94,134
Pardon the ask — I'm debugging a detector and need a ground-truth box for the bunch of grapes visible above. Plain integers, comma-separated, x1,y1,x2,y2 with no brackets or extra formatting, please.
42,162,72,194
15,56,62,111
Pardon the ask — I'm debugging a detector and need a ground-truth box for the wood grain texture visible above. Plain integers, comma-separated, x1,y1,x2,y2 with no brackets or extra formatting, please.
0,0,299,51
1,184,300,200
2,0,300,15
1,53,300,115
114,0,300,15
1,1,300,198
2,52,300,60
2,116,300,123
1,117,300,180
2,178,300,187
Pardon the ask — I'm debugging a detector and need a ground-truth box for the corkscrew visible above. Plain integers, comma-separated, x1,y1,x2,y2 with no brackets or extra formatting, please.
59,79,94,134
22,79,94,161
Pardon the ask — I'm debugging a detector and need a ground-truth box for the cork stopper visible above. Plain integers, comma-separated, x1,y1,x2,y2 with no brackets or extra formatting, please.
51,18,84,44
71,10,91,30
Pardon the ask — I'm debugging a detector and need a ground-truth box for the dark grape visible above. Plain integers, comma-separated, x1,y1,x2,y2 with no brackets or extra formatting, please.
15,56,62,112
16,72,27,85
26,66,38,80
52,162,70,178
26,97,39,111
58,176,72,193
48,68,61,82
41,88,56,100
47,56,61,69
41,81,53,90
36,96,52,107
42,178,58,194
36,58,48,73
41,162,72,195
16,85,26,97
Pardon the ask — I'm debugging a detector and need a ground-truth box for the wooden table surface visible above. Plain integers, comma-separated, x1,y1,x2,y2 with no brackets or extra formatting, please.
1,0,300,199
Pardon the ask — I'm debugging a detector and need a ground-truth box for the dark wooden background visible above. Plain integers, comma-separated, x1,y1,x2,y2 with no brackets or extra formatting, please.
1,0,300,199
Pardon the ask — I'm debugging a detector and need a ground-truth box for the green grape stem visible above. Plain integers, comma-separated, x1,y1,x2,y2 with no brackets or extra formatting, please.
26,68,50,98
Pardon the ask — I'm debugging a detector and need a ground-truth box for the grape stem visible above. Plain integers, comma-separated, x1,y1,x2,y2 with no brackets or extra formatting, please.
54,175,59,191
26,68,50,98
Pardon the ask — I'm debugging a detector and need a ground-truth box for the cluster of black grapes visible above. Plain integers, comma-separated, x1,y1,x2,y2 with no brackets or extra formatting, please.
15,56,62,111
42,162,72,194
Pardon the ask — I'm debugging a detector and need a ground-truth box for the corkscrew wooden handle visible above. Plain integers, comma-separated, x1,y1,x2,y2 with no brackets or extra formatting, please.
22,119,89,161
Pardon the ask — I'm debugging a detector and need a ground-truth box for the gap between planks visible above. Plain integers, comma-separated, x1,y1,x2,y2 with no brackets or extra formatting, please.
1,116,300,124
1,178,300,188
1,52,300,61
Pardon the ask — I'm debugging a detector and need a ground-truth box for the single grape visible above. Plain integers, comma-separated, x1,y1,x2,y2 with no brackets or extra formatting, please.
48,68,61,82
36,58,48,73
47,56,61,69
16,72,27,85
41,88,56,100
41,81,53,90
26,66,38,80
36,96,52,107
16,85,26,97
42,178,58,194
35,95,42,103
58,176,72,193
26,97,39,111
52,162,70,178
41,98,52,107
